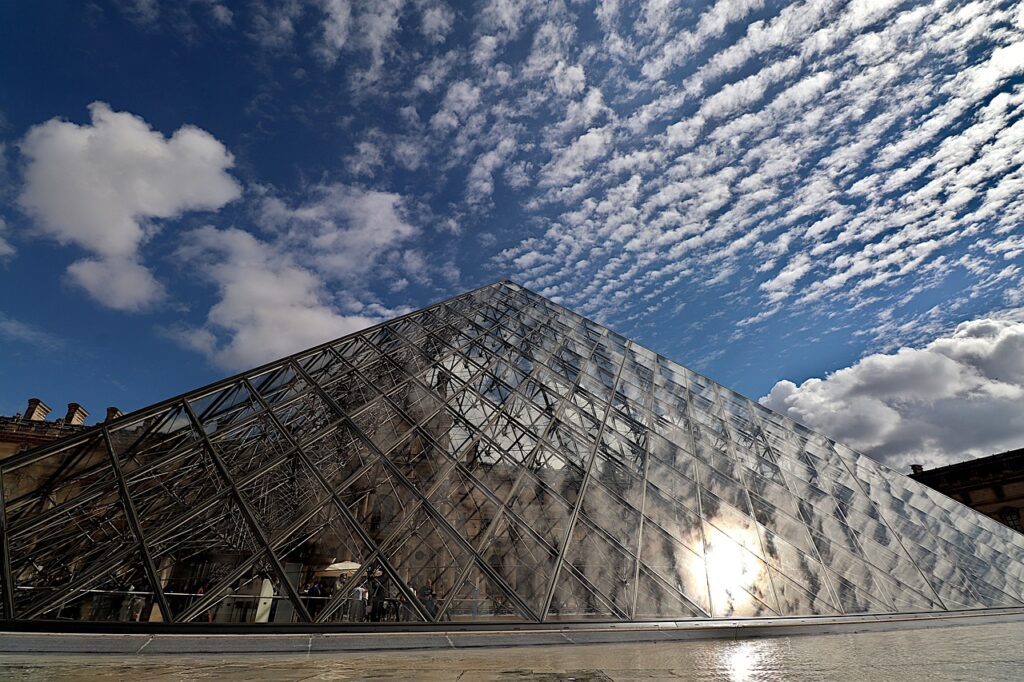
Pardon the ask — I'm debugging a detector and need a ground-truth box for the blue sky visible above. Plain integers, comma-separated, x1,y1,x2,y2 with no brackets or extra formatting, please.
1,0,1023,467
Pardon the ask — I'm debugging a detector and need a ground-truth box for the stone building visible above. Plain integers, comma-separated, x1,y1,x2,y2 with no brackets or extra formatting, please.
0,399,101,459
910,448,1024,533
1,399,125,459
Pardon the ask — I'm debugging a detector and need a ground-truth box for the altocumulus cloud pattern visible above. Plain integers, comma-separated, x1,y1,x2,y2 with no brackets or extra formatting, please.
4,282,1023,626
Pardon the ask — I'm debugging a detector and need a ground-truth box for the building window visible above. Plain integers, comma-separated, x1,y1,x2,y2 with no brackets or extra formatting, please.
999,509,1023,533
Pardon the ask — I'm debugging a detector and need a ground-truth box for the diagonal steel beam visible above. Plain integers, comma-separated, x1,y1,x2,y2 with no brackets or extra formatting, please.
101,427,173,622
182,401,314,623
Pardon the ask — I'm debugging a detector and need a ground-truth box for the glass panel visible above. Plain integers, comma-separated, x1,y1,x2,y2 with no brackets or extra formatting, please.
351,349,409,395
146,493,265,623
430,408,478,458
873,571,944,613
439,561,533,622
350,398,418,455
482,413,539,467
810,532,894,610
270,500,376,623
270,386,338,445
702,522,779,617
770,568,838,616
826,569,893,614
340,461,420,548
208,413,293,480
645,458,700,516
505,470,575,550
527,443,588,509
462,435,523,502
126,445,227,538
318,559,427,624
332,336,377,367
639,523,710,615
3,433,109,527
642,484,704,555
301,424,376,494
758,525,837,612
387,380,444,427
387,428,455,494
106,404,203,476
560,518,636,615
633,568,706,620
249,364,306,405
547,423,592,471
177,552,283,624
428,467,500,548
701,489,765,560
238,457,328,540
318,362,378,415
544,563,617,620
36,550,166,623
477,515,559,617
578,479,641,552
297,347,344,387
379,506,474,622
8,488,138,619
187,381,259,433
447,390,499,432
589,444,644,510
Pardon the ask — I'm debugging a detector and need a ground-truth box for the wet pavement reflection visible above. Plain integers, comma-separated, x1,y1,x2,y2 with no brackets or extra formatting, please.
0,620,1021,680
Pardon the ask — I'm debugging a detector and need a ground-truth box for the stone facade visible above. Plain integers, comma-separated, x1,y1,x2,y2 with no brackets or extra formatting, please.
910,449,1024,533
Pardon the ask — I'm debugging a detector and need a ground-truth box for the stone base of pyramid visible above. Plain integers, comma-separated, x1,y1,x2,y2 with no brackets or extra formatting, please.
0,607,1021,654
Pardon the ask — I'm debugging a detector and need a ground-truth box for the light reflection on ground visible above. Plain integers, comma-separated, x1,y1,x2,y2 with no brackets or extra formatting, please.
722,640,761,681
0,620,1021,680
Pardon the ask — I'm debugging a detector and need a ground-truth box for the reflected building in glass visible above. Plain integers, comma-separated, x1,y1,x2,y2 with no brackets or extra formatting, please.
3,280,1024,626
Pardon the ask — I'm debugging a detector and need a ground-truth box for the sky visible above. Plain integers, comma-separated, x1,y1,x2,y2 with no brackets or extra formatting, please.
1,0,1023,470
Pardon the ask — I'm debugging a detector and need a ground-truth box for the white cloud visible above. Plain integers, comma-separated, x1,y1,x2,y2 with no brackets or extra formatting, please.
761,317,1024,469
489,0,1024,367
317,0,352,61
641,0,767,81
168,181,428,370
550,62,586,97
251,0,302,49
349,0,405,85
430,80,481,130
0,217,14,259
118,0,160,24
760,252,813,302
172,226,380,371
420,3,454,44
0,312,63,351
66,258,166,312
18,102,241,311
346,139,385,176
466,137,517,202
539,126,613,187
257,183,419,279
210,3,233,25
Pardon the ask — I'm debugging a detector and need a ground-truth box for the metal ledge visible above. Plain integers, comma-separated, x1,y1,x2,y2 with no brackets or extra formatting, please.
1,607,1023,655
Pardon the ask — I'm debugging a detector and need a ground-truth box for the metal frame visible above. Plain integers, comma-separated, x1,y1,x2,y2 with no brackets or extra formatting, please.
2,280,1024,628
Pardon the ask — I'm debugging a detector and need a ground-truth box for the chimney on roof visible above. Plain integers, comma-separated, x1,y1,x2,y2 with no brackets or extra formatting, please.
24,398,51,422
104,407,123,423
64,403,89,426
910,464,924,475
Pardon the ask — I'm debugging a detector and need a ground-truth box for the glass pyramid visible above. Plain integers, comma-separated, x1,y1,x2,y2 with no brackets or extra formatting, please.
3,280,1023,626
